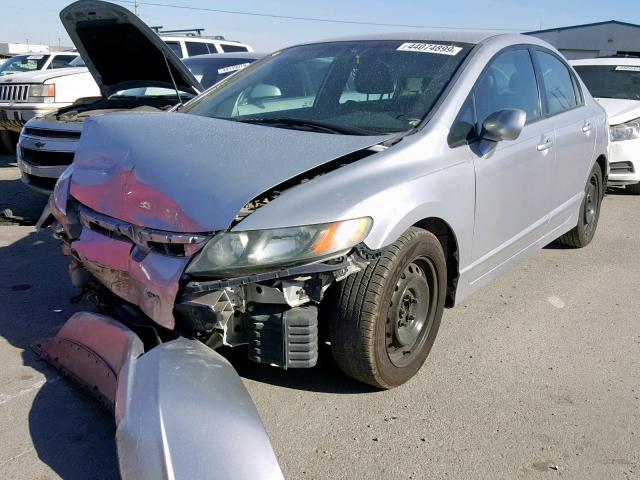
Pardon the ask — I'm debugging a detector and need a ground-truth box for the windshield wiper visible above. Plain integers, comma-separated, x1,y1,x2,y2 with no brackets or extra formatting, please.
234,117,367,135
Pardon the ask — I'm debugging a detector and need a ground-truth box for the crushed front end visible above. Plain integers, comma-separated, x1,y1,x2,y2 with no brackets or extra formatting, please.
44,163,371,371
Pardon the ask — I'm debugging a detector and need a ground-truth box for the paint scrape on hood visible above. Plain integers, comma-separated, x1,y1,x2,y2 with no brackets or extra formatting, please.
70,112,389,232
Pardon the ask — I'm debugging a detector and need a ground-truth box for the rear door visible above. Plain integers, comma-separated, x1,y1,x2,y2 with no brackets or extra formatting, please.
470,47,555,279
532,49,596,221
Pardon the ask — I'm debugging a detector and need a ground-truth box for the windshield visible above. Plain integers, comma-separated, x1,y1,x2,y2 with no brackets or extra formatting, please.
182,40,473,135
574,65,640,100
112,86,196,101
0,54,50,76
183,57,257,88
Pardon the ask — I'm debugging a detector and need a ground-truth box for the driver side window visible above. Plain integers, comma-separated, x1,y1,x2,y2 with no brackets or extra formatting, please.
474,48,540,133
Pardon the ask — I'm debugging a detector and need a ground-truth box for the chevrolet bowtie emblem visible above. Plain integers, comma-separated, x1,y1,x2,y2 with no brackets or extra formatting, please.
34,141,46,148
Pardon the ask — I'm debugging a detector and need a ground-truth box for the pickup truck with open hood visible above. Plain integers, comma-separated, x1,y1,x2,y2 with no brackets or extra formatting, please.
17,1,260,194
16,0,204,192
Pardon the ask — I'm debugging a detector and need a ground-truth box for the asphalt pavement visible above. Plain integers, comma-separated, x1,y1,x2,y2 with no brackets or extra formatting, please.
0,152,638,479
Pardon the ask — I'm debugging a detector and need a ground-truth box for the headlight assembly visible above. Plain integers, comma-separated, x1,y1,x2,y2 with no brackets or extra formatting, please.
28,83,55,103
610,118,640,142
186,217,373,277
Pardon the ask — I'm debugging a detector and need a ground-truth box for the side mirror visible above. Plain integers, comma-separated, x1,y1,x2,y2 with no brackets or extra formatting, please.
480,109,526,142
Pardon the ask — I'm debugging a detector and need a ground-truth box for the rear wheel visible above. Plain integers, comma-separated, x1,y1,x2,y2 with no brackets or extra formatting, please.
627,182,640,195
556,163,603,248
326,227,447,389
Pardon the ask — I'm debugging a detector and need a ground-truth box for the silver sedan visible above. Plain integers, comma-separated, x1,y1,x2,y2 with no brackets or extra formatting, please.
49,30,608,391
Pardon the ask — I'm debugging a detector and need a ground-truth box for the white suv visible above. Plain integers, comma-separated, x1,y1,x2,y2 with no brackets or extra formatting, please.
162,35,253,58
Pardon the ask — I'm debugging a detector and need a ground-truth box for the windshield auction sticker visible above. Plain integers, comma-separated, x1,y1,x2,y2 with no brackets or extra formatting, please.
397,43,462,55
218,63,251,75
615,66,640,72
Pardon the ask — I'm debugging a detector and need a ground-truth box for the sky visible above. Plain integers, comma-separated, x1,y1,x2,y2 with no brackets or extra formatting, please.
1,0,640,51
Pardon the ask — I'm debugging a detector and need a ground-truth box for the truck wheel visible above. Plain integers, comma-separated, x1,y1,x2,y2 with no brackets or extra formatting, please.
556,163,603,248
327,227,446,389
627,182,640,195
0,131,17,155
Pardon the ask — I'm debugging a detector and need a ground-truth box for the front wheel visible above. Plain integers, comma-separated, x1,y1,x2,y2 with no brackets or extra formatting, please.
556,163,603,248
326,227,447,389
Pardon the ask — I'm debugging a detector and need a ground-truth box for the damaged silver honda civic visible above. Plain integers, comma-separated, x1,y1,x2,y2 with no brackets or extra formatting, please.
44,32,608,389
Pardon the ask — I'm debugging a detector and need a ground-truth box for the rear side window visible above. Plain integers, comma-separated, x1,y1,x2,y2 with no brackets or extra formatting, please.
165,41,183,58
49,55,77,69
535,51,580,115
474,49,541,130
186,42,210,57
221,44,248,53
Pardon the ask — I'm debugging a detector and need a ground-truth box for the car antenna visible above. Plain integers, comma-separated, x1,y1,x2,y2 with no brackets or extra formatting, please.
162,53,183,107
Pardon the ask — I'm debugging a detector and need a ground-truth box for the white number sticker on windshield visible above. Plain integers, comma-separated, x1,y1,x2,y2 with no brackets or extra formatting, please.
218,63,251,75
397,43,462,56
27,55,44,60
615,66,640,72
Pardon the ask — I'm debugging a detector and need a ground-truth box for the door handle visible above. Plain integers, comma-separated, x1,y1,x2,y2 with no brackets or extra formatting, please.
537,139,553,151
582,122,593,133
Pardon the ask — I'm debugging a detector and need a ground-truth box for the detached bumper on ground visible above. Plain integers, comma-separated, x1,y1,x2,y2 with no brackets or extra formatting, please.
36,311,284,480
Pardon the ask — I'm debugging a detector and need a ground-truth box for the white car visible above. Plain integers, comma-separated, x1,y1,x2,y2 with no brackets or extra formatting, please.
572,57,640,194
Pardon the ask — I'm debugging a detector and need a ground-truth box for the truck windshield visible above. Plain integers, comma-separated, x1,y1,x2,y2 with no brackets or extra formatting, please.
574,65,640,100
0,54,50,76
182,40,473,135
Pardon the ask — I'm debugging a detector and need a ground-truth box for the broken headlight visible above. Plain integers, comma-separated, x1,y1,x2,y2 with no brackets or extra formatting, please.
186,217,372,277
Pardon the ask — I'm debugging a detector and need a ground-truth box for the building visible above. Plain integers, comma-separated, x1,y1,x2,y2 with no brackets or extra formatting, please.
526,20,640,60
0,42,50,56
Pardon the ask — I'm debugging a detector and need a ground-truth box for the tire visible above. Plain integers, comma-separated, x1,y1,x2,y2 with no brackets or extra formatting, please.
0,131,18,155
627,182,640,195
326,227,447,389
556,162,603,248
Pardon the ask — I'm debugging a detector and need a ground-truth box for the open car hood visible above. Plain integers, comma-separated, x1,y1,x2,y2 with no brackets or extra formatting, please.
70,112,390,233
60,0,202,97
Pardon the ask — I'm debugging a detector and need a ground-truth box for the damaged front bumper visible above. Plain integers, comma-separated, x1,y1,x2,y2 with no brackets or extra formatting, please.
42,188,367,371
37,311,284,480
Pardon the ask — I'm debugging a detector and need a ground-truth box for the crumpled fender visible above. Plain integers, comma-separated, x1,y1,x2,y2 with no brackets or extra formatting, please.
36,312,283,480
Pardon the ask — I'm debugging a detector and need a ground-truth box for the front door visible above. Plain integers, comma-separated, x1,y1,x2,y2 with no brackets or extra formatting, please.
469,47,555,282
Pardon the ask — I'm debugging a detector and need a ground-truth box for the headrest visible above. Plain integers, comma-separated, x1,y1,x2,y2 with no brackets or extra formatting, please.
354,59,395,94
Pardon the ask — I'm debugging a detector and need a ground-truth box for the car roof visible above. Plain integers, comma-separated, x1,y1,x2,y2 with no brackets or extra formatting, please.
309,30,503,46
182,52,265,61
570,57,640,66
160,35,248,45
